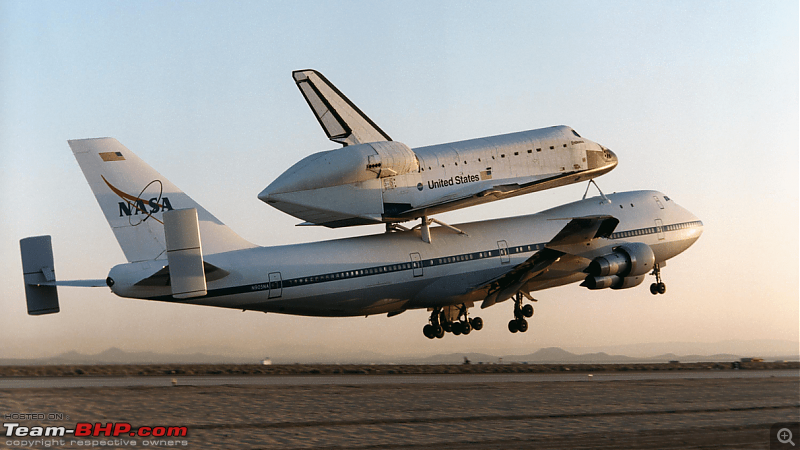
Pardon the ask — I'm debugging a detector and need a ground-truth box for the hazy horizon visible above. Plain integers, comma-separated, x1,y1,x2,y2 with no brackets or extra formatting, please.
4,338,798,366
1,1,797,360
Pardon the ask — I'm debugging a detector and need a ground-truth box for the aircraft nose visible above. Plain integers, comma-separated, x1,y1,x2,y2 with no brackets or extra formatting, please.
603,148,618,167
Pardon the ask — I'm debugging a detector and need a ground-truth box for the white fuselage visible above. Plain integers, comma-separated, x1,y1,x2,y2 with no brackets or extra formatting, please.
108,190,702,316
260,126,617,227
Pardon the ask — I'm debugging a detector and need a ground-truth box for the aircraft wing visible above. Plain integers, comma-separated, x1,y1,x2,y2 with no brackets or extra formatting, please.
293,69,391,146
477,215,619,308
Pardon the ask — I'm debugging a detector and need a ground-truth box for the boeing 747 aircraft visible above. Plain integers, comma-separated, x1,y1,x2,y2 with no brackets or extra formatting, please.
259,70,618,235
20,138,701,338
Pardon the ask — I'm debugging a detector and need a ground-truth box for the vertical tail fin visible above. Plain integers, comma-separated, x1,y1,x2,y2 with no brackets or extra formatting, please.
68,138,255,262
293,69,391,146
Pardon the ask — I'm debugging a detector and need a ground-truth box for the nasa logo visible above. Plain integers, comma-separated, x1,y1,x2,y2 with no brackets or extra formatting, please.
101,175,174,226
417,183,423,191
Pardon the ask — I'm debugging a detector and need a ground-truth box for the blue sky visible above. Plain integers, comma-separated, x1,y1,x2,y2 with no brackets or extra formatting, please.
1,1,797,359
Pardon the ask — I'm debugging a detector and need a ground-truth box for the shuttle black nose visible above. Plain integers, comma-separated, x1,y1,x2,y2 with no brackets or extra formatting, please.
604,148,617,163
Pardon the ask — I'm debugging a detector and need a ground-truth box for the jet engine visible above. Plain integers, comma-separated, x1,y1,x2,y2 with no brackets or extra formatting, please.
582,242,655,290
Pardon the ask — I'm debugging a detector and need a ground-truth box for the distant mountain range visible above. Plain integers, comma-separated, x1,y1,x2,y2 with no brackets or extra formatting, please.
1,345,796,366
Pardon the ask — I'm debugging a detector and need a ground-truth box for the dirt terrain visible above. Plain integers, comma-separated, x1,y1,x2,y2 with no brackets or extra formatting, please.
1,367,798,449
0,361,796,377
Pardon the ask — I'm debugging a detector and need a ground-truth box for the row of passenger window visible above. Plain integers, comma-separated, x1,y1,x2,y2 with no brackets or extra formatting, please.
664,221,702,231
285,263,416,287
283,244,539,288
612,221,702,239
614,228,656,239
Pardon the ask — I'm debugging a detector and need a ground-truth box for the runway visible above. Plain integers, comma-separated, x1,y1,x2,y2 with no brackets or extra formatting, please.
2,370,798,449
0,368,797,389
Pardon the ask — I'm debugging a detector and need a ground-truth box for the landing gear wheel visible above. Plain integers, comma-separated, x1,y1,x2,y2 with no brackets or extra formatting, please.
461,321,472,335
522,304,534,318
517,318,528,333
470,317,483,331
442,321,452,332
435,326,445,339
452,322,462,336
650,264,666,295
423,324,434,339
508,320,519,333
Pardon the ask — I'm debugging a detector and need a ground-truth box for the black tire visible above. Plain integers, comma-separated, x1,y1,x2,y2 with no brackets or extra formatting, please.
522,304,534,318
657,282,666,295
435,326,445,339
452,323,462,336
508,320,519,333
423,324,434,339
517,318,528,333
442,321,452,332
462,321,472,335
471,317,483,331
650,283,659,295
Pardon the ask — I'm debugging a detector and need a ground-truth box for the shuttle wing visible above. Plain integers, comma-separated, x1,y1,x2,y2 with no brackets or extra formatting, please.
293,69,391,146
478,215,619,308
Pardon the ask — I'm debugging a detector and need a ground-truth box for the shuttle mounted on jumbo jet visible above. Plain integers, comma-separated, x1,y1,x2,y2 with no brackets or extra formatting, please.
19,138,701,339
258,70,618,233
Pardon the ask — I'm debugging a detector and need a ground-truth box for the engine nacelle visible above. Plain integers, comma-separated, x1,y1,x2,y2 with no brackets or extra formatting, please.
582,243,654,291
586,242,655,278
582,274,646,290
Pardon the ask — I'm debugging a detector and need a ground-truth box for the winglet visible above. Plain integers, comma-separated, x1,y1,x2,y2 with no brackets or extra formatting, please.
292,69,391,146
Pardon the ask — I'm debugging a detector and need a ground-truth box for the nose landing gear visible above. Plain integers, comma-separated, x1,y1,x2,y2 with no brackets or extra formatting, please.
508,293,534,333
649,263,666,295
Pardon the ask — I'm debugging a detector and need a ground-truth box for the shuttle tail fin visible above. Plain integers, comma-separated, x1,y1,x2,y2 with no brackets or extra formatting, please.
293,69,391,146
68,138,255,263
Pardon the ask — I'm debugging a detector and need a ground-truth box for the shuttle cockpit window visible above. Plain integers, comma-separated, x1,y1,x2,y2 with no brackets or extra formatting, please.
571,129,581,137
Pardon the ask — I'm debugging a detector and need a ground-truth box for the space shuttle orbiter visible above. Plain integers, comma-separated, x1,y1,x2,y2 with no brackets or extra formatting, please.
259,70,617,229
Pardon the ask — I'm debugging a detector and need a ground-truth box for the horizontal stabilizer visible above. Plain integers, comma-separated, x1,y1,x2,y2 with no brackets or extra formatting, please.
293,69,391,146
20,236,59,315
29,279,107,287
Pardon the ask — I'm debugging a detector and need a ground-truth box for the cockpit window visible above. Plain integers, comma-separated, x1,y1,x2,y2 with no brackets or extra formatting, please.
571,129,581,137
663,196,670,201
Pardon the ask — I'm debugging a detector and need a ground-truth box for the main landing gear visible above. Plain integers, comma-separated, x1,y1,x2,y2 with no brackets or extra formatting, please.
649,263,666,295
508,293,534,333
423,305,483,339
